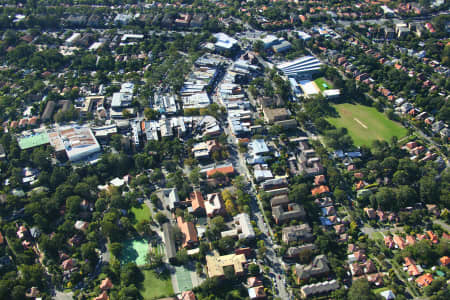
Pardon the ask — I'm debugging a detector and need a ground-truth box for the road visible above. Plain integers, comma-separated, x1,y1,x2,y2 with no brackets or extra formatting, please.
214,61,291,299
433,219,450,232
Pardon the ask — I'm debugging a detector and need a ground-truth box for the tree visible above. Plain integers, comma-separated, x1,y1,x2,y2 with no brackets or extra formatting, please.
110,242,123,258
348,278,378,300
248,264,260,275
154,212,168,225
144,107,160,120
146,251,163,268
175,249,189,265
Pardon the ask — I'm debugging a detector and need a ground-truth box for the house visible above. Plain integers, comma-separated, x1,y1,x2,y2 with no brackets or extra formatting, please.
187,190,205,215
74,220,89,231
300,280,339,299
177,217,198,248
94,291,109,300
162,223,176,263
404,257,416,267
408,264,422,276
393,235,407,250
248,277,263,288
162,188,180,211
311,185,330,197
282,224,313,244
25,287,40,298
248,286,266,299
439,256,450,266
416,273,433,287
100,278,113,290
380,290,396,300
406,235,416,246
426,231,438,243
426,204,440,216
205,251,246,278
61,258,75,271
16,226,28,239
364,208,376,219
376,210,387,222
384,236,395,248
205,193,225,217
206,166,235,178
314,175,326,185
181,291,196,300
295,255,330,283
272,203,306,224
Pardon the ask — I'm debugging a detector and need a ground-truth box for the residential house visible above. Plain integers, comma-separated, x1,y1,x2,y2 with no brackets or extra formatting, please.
364,208,376,219
187,190,205,215
384,236,395,248
393,235,407,250
311,185,330,197
416,273,433,287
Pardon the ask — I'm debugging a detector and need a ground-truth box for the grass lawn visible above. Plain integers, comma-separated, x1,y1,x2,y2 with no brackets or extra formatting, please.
373,287,389,294
314,77,332,92
326,103,408,147
371,231,384,241
140,270,174,300
131,204,152,227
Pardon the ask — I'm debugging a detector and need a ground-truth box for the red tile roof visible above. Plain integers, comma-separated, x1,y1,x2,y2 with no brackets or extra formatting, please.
177,217,198,248
416,273,433,287
440,256,450,266
206,166,235,177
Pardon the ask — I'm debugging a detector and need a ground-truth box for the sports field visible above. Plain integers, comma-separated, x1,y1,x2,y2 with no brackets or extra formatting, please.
121,238,149,266
326,103,407,147
314,77,332,92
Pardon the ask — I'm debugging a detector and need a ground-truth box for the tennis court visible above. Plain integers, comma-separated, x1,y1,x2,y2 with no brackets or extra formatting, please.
174,266,193,292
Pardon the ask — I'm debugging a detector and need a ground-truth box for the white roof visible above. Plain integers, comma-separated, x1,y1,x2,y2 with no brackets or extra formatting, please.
299,80,320,96
213,33,238,50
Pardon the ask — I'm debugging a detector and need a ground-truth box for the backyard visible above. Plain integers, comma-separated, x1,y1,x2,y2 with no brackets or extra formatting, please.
140,269,174,300
326,103,408,147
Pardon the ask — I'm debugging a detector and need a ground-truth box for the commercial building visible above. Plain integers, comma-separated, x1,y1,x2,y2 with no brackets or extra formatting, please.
182,92,211,109
213,33,238,52
277,56,322,79
48,125,101,161
206,251,247,278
